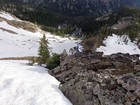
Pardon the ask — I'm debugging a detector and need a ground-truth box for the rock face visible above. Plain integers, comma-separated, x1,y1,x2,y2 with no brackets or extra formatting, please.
5,0,140,17
49,51,140,105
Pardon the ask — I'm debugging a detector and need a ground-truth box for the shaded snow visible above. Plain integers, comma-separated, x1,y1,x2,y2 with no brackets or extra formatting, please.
97,34,140,55
0,60,72,105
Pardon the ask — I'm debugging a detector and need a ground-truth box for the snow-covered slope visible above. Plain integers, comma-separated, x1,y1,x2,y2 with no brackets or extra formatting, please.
97,34,140,55
0,12,19,21
0,60,72,105
0,11,74,105
0,11,80,58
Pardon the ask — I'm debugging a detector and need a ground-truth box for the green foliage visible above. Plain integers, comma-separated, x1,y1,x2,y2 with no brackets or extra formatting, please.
38,34,50,64
0,2,108,36
1,2,140,39
41,25,75,37
28,57,38,66
34,34,60,69
96,7,140,40
0,2,74,35
46,53,60,70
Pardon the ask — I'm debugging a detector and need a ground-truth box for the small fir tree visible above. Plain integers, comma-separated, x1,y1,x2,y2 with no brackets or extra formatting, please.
38,34,50,64
47,53,60,70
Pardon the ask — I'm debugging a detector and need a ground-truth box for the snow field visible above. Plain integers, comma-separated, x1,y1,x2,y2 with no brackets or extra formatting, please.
97,34,140,55
0,60,72,105
0,11,74,105
0,12,80,58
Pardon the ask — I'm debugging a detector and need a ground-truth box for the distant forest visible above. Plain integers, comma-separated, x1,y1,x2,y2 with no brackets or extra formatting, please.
1,2,140,39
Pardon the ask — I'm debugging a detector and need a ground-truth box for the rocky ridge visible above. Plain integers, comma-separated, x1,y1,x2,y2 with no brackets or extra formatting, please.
49,51,140,105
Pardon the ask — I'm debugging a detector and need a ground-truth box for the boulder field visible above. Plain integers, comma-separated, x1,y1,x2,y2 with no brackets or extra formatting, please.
49,51,140,105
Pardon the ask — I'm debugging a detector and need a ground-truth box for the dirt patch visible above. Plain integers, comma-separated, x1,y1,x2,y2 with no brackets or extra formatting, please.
0,14,40,33
0,56,37,60
7,20,39,32
0,27,17,34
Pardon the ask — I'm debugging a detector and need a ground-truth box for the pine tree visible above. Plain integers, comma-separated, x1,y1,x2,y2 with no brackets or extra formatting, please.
38,34,50,64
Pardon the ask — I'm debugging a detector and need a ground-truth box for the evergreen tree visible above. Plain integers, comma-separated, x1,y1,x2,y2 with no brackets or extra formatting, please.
38,34,50,64
47,53,60,70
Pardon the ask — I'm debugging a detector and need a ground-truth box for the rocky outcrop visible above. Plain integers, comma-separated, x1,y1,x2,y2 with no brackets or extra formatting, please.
49,52,140,105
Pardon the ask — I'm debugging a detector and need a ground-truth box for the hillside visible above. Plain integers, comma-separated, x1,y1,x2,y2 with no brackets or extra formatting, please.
0,10,82,105
4,0,140,17
0,1,140,37
0,11,80,58
0,1,140,38
0,60,72,105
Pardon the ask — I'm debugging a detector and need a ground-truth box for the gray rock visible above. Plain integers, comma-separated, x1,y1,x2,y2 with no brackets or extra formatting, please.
53,66,61,74
117,74,140,91
50,52,140,105
137,98,140,103
126,92,137,101
135,89,140,98
84,101,94,105
124,101,132,105
134,65,140,71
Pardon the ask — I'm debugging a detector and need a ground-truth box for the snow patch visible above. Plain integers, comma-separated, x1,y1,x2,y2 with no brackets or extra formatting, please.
0,60,72,105
0,11,21,21
97,34,140,55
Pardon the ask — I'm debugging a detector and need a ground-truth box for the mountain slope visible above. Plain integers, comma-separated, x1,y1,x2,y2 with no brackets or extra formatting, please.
4,0,140,17
0,11,80,58
1,1,140,38
1,1,140,36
